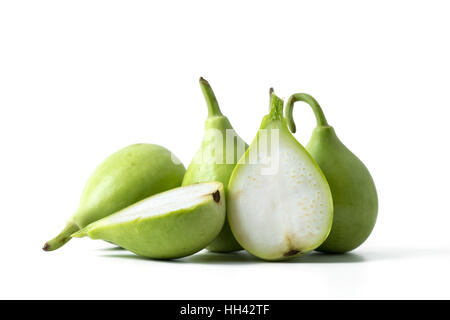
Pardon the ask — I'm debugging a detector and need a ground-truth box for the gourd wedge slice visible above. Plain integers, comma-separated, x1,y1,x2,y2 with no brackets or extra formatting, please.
72,182,225,259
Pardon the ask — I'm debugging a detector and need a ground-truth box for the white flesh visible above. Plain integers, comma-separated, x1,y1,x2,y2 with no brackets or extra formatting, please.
104,182,222,224
228,134,332,259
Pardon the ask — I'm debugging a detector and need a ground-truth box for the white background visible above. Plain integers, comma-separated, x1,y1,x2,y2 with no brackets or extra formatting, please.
1,1,449,299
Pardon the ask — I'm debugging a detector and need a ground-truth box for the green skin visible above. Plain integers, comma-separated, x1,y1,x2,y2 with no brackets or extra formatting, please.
72,183,226,259
43,143,186,251
182,78,248,252
285,93,378,253
228,93,333,261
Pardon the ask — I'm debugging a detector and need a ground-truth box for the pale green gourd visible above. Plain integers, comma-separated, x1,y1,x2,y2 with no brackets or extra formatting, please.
43,143,186,251
182,77,248,252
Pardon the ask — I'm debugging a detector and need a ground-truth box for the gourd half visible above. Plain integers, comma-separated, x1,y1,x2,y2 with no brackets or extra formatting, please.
227,91,333,261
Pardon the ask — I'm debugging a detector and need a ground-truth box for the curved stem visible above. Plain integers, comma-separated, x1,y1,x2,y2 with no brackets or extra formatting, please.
199,77,223,117
43,221,79,251
285,93,328,133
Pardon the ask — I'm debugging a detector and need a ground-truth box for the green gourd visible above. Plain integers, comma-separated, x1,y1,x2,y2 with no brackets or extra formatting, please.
285,93,378,253
72,182,226,259
43,143,186,251
227,91,333,261
182,77,248,252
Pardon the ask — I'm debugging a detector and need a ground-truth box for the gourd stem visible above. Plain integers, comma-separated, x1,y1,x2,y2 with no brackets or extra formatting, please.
43,221,79,251
268,87,274,111
269,90,284,118
199,77,223,117
285,93,328,133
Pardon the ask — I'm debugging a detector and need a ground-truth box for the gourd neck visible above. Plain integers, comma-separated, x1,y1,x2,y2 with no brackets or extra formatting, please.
199,77,223,117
